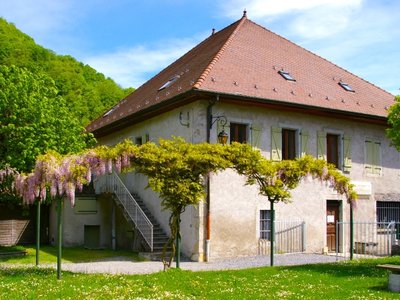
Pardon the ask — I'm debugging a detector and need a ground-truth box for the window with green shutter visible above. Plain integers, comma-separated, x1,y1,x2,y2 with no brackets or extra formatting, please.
271,126,303,161
365,139,381,175
317,131,351,172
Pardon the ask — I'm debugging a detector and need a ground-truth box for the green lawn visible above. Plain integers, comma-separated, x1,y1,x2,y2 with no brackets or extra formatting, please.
1,252,400,299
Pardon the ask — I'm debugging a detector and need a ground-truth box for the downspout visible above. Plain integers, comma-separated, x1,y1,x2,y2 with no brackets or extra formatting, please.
205,95,219,262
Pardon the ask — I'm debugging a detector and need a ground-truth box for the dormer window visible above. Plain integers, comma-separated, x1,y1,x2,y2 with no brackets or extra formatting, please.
339,82,355,92
158,75,180,91
278,70,296,81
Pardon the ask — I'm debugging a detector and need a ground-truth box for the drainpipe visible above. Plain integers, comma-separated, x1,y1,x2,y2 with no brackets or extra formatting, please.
205,95,219,262
111,201,116,251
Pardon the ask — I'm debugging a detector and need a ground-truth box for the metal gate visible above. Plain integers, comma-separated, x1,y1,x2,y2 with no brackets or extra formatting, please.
259,220,306,255
336,221,399,259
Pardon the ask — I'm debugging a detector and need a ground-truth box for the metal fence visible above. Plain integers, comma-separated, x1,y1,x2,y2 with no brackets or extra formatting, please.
377,202,400,223
259,220,306,255
336,221,399,259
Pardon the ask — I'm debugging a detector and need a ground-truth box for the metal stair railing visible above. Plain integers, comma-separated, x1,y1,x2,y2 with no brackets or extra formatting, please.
96,172,153,251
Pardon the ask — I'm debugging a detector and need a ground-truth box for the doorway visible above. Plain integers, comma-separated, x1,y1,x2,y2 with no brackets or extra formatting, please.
326,200,341,252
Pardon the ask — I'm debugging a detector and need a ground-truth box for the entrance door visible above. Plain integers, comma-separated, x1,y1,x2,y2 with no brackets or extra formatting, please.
326,201,340,252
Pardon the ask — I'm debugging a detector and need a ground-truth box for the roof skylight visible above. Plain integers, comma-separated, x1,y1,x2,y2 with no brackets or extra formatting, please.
339,82,355,92
102,105,118,117
278,70,296,81
158,75,180,91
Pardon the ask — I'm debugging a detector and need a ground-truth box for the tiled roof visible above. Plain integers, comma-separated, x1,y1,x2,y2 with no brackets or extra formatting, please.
87,15,394,135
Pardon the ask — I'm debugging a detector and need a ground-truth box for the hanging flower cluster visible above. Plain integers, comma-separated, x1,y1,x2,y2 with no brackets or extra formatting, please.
2,140,138,206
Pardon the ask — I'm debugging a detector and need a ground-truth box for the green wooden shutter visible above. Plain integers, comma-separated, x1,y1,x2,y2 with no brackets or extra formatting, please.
251,123,262,149
144,133,150,143
372,142,382,175
317,131,327,160
365,140,373,174
300,130,310,157
343,135,352,173
271,127,282,161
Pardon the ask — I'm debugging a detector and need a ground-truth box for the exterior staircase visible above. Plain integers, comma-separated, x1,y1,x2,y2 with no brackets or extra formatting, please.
95,172,174,261
131,193,173,261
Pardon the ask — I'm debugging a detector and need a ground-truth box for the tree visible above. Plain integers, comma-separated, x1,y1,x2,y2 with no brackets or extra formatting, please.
387,95,400,150
229,143,357,265
0,65,95,173
1,139,357,274
0,18,133,127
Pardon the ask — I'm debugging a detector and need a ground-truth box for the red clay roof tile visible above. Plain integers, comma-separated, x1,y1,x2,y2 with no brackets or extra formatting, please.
87,15,394,134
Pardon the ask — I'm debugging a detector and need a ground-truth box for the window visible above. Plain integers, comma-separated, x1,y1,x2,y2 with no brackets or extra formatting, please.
377,202,400,223
327,134,340,168
278,70,296,81
230,123,248,143
260,210,271,240
271,127,306,161
74,197,97,214
365,139,381,175
282,129,297,160
317,132,351,172
339,82,355,92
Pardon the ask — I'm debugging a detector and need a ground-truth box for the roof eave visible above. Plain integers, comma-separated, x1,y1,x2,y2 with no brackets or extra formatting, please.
90,90,200,138
91,89,388,138
197,90,389,126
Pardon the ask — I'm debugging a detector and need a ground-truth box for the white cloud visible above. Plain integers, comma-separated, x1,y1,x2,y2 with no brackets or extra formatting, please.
221,0,362,20
83,38,200,88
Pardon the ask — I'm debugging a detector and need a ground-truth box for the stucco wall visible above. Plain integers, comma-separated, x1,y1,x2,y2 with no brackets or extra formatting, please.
206,102,399,260
63,98,399,261
97,101,208,260
49,196,112,248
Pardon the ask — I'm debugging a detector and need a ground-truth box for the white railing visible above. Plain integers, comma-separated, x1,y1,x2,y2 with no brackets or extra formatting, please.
259,220,306,255
96,172,153,251
336,221,399,259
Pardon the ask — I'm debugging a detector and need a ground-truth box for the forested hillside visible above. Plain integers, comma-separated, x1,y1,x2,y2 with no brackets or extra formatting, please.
0,18,133,125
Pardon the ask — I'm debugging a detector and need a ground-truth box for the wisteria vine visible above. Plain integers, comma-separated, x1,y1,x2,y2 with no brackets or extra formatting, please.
0,139,357,208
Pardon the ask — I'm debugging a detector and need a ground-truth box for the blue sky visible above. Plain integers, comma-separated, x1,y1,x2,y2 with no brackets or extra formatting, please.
1,0,399,95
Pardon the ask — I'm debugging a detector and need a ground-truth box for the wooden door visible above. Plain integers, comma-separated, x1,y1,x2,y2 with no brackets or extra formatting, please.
326,201,340,252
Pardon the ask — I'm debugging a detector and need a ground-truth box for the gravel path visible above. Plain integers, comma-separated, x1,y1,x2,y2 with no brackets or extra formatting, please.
28,253,345,275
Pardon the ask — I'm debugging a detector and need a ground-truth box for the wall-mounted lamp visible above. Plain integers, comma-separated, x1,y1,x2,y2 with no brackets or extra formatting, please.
210,115,228,145
217,129,228,145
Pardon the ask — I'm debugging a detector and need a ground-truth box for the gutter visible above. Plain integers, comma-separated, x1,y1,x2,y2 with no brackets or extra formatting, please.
205,95,219,262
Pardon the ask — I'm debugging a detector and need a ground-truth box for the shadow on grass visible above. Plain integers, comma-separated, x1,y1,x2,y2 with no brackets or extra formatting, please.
285,256,400,279
0,245,143,263
0,267,55,277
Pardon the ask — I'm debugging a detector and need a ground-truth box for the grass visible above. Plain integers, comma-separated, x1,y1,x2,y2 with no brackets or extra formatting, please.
1,252,400,299
0,245,142,264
